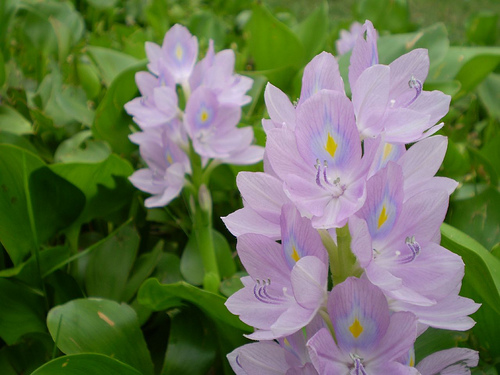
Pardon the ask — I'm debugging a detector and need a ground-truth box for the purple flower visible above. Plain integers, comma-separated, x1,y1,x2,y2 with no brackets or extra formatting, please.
225,204,328,340
128,127,190,207
307,277,418,374
415,348,479,375
266,90,372,228
227,318,324,375
336,21,364,56
349,162,465,309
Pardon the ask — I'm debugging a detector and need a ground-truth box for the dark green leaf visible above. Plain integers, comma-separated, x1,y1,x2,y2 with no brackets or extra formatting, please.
138,278,250,332
87,46,140,87
477,73,500,120
0,105,32,135
466,11,499,46
293,2,328,62
85,223,139,301
92,62,146,154
162,308,216,375
441,223,500,314
0,278,46,344
31,353,142,375
47,298,154,375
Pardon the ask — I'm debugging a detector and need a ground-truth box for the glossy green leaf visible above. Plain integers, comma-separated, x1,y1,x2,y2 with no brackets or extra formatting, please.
87,46,140,87
245,3,304,82
31,353,142,375
138,279,250,332
219,272,244,298
478,73,500,120
54,130,111,163
447,187,500,250
50,154,134,227
0,278,46,344
293,2,328,62
441,223,500,315
356,0,410,33
92,62,145,154
414,327,468,362
466,11,499,46
378,23,449,68
0,131,38,153
47,298,154,375
162,308,216,375
85,223,139,300
0,105,32,135
76,56,102,100
181,229,236,285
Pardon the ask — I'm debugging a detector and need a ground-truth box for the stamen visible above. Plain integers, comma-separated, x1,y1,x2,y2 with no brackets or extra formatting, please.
323,160,331,185
405,75,423,107
398,236,421,263
315,159,323,187
350,354,368,375
253,279,285,304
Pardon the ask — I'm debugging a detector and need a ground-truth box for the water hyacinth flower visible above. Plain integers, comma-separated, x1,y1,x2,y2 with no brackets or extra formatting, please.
350,21,451,142
125,24,263,207
307,277,418,374
225,204,328,340
336,21,364,56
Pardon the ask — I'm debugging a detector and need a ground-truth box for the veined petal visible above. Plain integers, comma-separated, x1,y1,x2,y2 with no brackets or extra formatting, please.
307,328,350,374
295,90,360,171
349,20,379,88
329,277,391,353
264,83,296,130
161,24,198,83
228,342,289,375
298,51,345,107
222,207,281,240
416,348,479,375
290,256,327,310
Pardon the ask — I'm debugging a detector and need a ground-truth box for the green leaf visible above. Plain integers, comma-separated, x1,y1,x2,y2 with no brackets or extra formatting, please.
50,154,134,227
441,223,500,315
85,223,139,301
477,73,500,120
414,327,468,362
0,145,44,264
0,50,5,87
76,56,102,100
466,11,499,46
85,0,119,9
245,3,304,85
54,130,111,163
29,166,86,245
0,105,32,135
293,2,328,62
87,46,140,87
447,187,500,250
31,353,142,375
356,0,410,33
138,279,250,332
189,11,227,48
378,23,449,69
0,278,46,344
92,62,146,154
162,308,216,375
47,298,154,375
0,131,38,153
181,229,236,285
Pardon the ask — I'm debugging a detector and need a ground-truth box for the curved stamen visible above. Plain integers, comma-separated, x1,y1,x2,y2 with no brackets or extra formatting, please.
398,236,421,263
315,159,322,187
350,354,368,375
323,160,332,186
253,279,286,304
405,75,423,107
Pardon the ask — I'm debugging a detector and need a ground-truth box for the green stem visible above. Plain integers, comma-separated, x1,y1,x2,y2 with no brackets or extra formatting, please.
188,142,220,293
319,307,337,344
319,224,361,286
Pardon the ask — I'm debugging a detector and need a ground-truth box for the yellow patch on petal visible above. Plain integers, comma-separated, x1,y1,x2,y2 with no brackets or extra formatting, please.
200,110,209,123
167,153,173,164
175,44,183,60
377,205,388,229
382,143,393,160
291,245,300,262
409,356,415,367
349,318,363,338
324,132,337,158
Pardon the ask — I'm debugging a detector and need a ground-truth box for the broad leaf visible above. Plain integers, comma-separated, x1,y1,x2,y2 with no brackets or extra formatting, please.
47,298,154,375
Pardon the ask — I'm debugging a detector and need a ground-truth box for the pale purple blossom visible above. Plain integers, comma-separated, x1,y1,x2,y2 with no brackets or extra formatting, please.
336,21,364,56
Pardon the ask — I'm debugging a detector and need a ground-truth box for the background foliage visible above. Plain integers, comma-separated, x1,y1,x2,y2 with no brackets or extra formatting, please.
0,0,499,373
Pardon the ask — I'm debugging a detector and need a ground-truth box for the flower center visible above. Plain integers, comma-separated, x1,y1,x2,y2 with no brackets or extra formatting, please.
314,159,346,197
253,279,287,305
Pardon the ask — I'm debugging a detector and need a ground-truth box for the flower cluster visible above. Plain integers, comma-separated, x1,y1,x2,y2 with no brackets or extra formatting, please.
125,25,264,207
224,21,480,374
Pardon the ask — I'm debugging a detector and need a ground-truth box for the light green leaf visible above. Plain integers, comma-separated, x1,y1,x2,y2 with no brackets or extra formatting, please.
31,353,142,375
0,105,32,135
293,2,328,62
477,73,500,120
87,46,140,87
54,130,111,163
138,279,250,332
47,298,154,375
245,3,304,86
441,223,500,315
